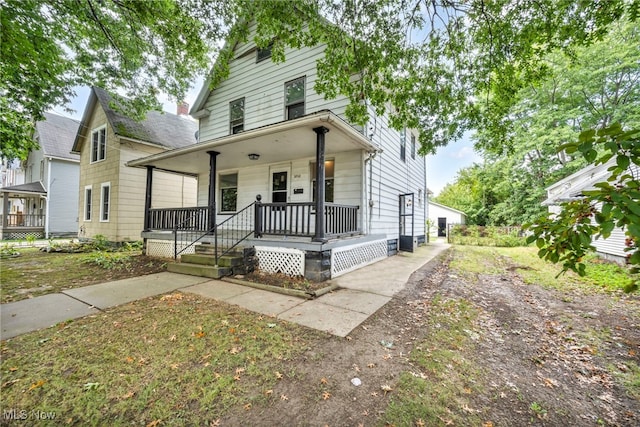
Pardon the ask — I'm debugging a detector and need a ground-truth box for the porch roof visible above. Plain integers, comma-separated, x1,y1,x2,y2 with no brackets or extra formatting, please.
126,110,378,175
1,181,47,197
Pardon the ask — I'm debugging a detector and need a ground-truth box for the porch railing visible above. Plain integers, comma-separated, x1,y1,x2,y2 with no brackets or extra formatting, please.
255,202,360,237
1,214,45,227
149,206,209,231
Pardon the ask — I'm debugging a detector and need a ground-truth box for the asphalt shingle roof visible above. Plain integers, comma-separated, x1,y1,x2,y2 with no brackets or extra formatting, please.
1,181,46,194
92,87,198,149
36,113,80,161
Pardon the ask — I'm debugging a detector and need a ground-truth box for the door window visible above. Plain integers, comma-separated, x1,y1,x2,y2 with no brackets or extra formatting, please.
272,171,288,203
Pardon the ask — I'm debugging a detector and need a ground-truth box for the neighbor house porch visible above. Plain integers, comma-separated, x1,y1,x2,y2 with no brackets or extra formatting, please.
127,111,391,280
0,182,46,240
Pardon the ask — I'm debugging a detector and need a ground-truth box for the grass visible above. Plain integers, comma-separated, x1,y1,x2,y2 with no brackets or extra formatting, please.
451,245,636,294
0,292,322,425
0,247,166,303
381,295,485,426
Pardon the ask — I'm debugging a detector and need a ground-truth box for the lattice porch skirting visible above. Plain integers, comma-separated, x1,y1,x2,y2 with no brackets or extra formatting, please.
255,246,305,276
146,239,196,260
331,239,388,278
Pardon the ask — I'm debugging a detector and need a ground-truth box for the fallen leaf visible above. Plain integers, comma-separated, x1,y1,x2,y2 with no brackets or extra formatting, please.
9,367,18,372
244,403,252,410
320,377,328,384
169,335,177,342
280,394,288,401
367,363,376,368
322,391,331,400
235,367,245,374
370,391,379,397
28,380,46,391
275,371,283,379
125,356,134,363
121,391,135,399
209,420,221,427
383,354,392,360
381,384,393,395
146,420,161,427
483,422,494,427
264,389,273,396
416,419,426,427
195,331,206,339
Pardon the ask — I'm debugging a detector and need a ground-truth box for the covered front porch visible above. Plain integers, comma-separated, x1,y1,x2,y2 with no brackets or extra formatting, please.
0,182,46,240
127,111,388,280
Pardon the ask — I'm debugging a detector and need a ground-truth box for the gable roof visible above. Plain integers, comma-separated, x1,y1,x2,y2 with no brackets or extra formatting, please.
35,112,80,161
0,181,46,195
542,159,616,205
72,87,198,152
428,201,467,217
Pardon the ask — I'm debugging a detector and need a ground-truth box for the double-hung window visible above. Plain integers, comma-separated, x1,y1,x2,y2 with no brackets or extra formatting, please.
84,185,92,221
310,159,335,203
285,77,305,120
229,98,244,134
91,127,106,162
220,173,238,212
400,129,407,162
256,43,273,62
100,182,110,222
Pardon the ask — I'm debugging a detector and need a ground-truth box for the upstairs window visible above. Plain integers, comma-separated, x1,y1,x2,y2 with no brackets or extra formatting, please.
220,173,238,212
400,129,406,162
411,133,416,159
285,77,305,120
310,159,335,203
91,127,106,163
229,98,244,134
256,43,273,62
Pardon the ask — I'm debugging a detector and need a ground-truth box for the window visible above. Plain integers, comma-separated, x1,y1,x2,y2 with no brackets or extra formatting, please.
100,182,110,222
229,98,244,134
285,77,305,120
91,127,106,162
256,43,273,62
400,129,406,162
40,159,45,181
84,185,92,221
411,133,416,159
310,159,334,203
220,173,238,212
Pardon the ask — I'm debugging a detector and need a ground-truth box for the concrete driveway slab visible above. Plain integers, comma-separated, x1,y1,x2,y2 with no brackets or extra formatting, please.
319,289,390,314
181,281,252,300
279,300,370,337
226,289,304,317
1,294,99,340
63,272,208,309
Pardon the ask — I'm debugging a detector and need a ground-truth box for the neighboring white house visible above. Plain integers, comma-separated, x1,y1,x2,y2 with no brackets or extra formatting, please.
1,112,80,240
126,21,428,281
543,158,637,263
428,201,467,237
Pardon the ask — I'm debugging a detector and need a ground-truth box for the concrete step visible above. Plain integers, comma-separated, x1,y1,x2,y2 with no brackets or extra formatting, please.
180,254,244,267
167,262,231,279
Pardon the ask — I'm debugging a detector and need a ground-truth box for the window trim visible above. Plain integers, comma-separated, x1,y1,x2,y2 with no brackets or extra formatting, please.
84,185,92,222
411,133,416,159
229,98,245,135
100,182,110,222
219,172,238,213
400,129,407,162
90,126,107,163
284,76,306,120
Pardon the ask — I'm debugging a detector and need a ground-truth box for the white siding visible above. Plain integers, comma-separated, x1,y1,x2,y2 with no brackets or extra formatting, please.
47,159,80,235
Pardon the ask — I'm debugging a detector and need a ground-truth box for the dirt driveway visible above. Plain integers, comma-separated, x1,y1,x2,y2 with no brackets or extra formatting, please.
221,247,640,426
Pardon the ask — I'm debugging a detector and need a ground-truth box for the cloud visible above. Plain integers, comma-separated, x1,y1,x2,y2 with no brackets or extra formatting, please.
448,145,474,159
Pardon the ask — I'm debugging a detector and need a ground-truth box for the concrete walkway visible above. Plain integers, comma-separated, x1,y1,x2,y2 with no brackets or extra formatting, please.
1,241,449,339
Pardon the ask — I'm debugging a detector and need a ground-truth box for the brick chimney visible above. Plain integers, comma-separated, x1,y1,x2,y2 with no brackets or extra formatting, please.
177,101,189,116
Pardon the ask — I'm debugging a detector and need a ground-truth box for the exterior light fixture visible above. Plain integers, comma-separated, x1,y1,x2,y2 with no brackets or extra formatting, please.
247,153,260,160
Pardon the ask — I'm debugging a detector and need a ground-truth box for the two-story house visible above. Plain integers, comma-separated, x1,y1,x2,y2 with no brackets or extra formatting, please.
1,112,80,240
71,87,199,243
127,22,428,281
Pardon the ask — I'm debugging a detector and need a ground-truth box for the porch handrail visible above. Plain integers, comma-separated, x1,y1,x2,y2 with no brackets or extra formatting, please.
174,202,257,262
1,213,45,227
150,206,208,231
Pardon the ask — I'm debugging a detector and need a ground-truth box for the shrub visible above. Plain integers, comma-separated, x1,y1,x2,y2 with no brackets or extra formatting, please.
450,225,529,247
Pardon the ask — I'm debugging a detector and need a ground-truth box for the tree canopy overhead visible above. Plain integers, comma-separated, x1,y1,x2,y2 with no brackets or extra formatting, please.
2,0,637,160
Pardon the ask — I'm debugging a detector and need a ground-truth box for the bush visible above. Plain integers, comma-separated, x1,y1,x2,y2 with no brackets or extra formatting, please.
450,225,529,247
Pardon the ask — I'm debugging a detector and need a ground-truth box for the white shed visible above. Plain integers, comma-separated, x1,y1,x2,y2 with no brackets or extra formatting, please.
428,201,466,237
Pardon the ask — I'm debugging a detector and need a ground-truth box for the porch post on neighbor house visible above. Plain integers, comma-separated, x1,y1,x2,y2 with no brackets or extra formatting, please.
2,192,9,231
143,166,154,231
207,151,219,232
313,126,329,242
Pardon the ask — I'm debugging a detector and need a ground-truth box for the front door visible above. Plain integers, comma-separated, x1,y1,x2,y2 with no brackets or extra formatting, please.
270,167,290,204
